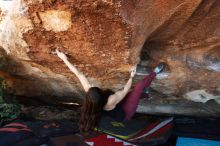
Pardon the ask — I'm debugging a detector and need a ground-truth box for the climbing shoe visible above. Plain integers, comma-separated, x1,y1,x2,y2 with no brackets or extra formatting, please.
154,62,166,74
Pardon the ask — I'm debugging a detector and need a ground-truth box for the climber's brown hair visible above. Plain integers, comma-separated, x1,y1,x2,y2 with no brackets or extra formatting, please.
79,87,113,133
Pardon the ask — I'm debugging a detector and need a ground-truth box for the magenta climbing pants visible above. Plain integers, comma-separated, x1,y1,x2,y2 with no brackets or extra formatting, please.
122,71,157,120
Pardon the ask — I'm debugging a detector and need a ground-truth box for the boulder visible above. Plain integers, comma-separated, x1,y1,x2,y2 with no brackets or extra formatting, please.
0,0,219,114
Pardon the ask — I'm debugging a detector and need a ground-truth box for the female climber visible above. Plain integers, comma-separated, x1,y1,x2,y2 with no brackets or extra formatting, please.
54,49,165,133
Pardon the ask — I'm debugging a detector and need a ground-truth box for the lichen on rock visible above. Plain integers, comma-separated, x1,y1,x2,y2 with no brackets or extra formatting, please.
39,10,72,32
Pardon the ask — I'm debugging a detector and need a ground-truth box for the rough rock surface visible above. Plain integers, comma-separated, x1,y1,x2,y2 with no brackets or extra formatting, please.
0,0,219,110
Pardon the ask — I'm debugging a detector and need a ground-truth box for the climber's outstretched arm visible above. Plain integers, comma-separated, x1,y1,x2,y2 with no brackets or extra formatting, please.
55,49,92,92
104,66,136,110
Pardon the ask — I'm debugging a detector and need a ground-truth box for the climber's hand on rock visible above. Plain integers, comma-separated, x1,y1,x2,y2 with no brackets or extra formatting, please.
55,49,68,61
130,64,137,78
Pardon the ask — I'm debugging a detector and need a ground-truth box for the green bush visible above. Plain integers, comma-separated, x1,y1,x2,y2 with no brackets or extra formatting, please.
0,77,21,124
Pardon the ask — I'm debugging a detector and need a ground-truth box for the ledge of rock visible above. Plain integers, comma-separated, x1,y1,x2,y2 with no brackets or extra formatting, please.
0,0,219,115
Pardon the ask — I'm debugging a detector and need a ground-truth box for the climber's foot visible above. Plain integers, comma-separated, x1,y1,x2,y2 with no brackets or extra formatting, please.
154,62,166,74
